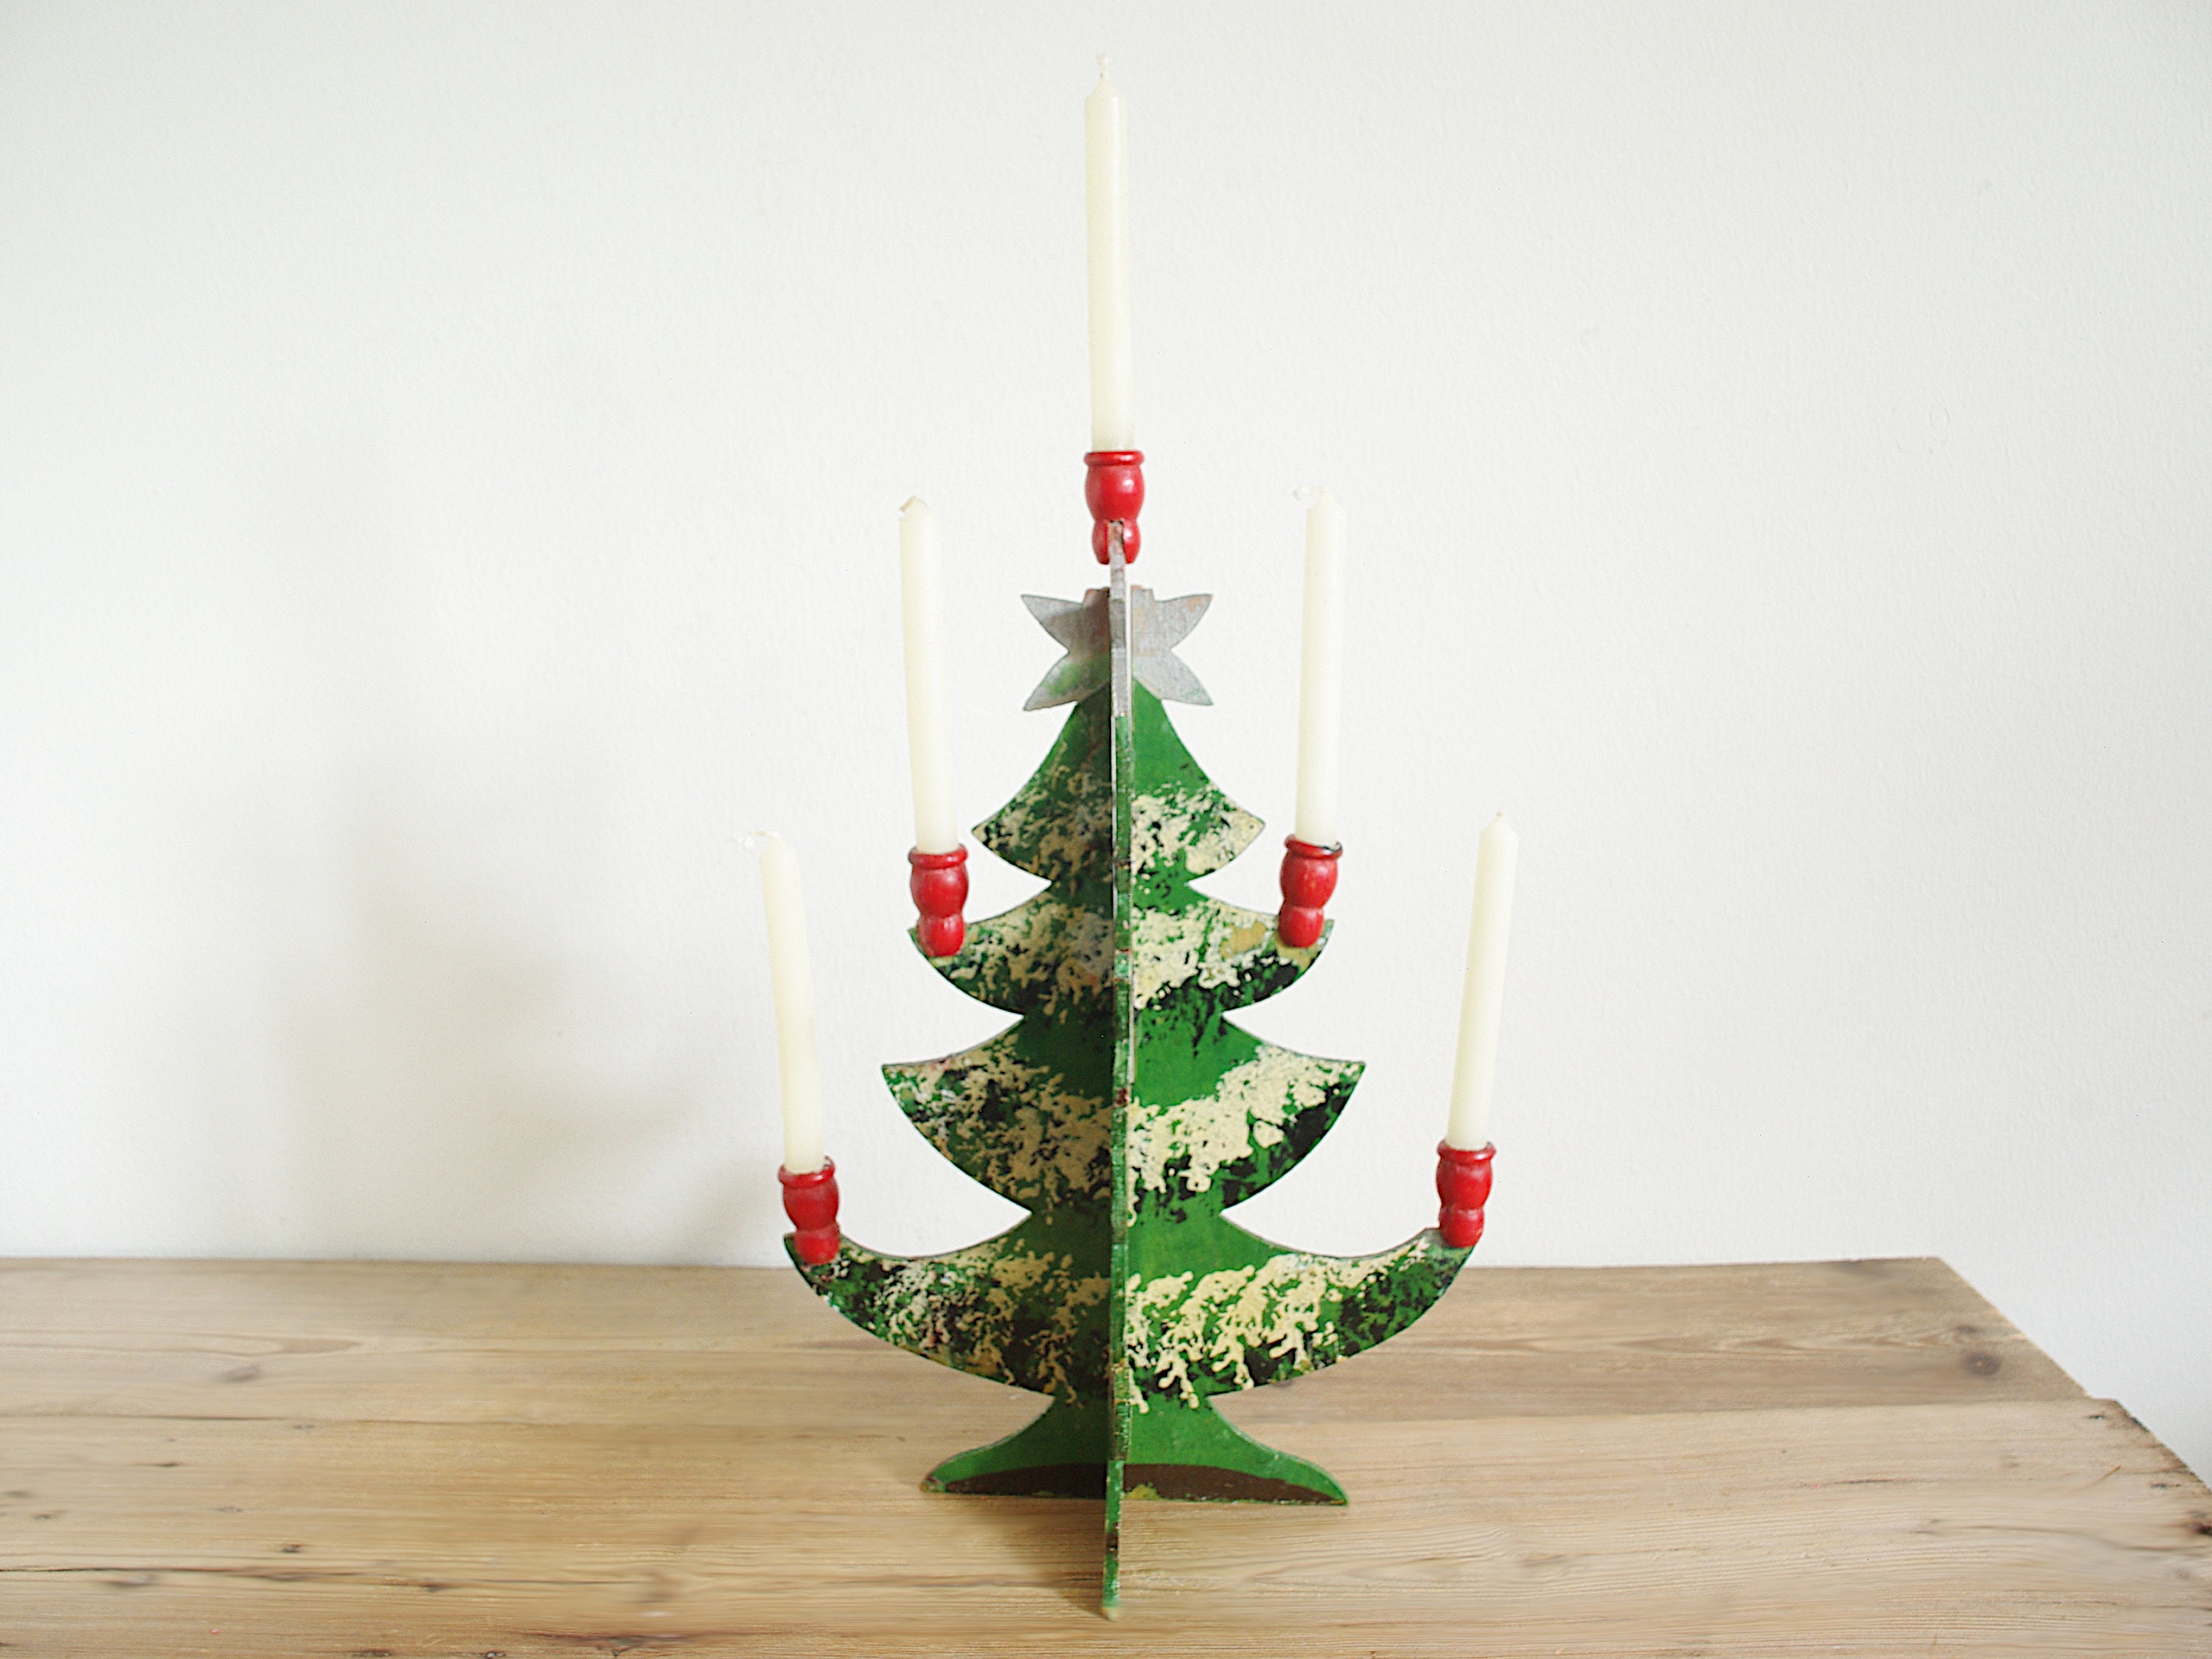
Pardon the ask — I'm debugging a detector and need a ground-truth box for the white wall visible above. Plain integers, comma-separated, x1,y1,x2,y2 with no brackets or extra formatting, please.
2,4,2206,1472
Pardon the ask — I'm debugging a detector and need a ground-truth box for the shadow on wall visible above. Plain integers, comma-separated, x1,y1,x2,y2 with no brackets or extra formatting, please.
187,414,768,1264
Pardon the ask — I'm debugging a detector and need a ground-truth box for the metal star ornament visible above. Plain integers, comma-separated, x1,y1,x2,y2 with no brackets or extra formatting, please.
1021,586,1212,710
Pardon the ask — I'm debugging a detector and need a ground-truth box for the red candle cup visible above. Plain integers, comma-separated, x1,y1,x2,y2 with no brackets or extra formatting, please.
1435,1141,1495,1249
779,1158,841,1266
910,845,969,958
1084,450,1144,564
1276,837,1342,950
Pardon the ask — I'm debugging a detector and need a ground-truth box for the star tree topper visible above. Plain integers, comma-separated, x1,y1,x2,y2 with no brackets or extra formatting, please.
1022,586,1212,710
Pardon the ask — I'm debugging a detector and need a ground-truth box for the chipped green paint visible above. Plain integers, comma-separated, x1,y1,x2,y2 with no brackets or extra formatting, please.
799,1231,1108,1402
1124,1228,1471,1408
786,557,1475,1613
1108,650,1474,1520
883,1027,1108,1211
793,679,1121,1500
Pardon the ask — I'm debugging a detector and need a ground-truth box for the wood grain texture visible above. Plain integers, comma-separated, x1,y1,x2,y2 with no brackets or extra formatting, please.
3,1256,2204,1655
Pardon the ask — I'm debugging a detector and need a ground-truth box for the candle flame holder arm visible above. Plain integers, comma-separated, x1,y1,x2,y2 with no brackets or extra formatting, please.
907,845,968,959
1084,449,1144,563
1277,836,1342,948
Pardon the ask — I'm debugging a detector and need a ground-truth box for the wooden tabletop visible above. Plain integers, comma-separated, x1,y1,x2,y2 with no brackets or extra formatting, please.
2,1255,2205,1655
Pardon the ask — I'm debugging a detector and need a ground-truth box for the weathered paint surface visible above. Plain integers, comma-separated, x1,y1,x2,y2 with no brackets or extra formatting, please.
790,591,1473,1524
883,1026,1107,1211
1124,1230,1471,1409
1125,1040,1358,1202
1112,683,1472,1500
794,682,1119,1492
796,1230,1108,1403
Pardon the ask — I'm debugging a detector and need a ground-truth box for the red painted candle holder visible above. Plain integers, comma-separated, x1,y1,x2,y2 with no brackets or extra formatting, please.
779,1158,841,1265
1084,450,1144,564
1276,837,1342,949
910,845,969,958
1435,1141,1495,1248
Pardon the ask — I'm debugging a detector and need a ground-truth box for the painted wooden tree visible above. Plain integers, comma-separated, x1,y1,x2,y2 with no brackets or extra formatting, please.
787,546,1478,1608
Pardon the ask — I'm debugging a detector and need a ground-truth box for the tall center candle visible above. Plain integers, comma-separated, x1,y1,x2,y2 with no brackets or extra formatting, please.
1085,62,1134,451
900,498,958,854
1293,488,1347,848
754,832,825,1174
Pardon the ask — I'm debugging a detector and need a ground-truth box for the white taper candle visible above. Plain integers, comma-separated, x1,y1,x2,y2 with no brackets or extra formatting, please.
1293,488,1347,847
754,832,825,1174
1446,814,1519,1150
899,498,958,855
1085,60,1134,451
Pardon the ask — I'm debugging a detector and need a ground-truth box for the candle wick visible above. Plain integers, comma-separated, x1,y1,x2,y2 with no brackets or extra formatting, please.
1292,484,1321,507
1097,53,1110,76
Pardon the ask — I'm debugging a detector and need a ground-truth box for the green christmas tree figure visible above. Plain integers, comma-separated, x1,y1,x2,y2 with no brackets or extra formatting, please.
789,552,1475,1608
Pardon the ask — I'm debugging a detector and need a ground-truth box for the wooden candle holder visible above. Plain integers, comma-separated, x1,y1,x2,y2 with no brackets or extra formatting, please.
782,456,1492,1615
